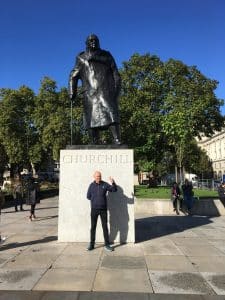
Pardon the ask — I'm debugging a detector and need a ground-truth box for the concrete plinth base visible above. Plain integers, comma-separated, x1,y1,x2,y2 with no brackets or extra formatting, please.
58,147,134,243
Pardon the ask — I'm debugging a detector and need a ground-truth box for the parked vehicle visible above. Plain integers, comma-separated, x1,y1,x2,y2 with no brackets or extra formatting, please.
184,173,198,186
37,172,59,183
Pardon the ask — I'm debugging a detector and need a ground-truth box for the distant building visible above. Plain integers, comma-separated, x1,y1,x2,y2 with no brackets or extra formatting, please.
197,130,225,179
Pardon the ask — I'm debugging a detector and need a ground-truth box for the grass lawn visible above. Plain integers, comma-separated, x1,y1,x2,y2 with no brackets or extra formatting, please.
134,185,219,199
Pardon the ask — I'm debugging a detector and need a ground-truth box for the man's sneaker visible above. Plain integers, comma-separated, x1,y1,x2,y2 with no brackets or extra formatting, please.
86,244,94,251
104,245,114,252
0,236,6,245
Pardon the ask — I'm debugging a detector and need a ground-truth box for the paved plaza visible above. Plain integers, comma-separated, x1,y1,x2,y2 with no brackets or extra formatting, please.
0,196,225,299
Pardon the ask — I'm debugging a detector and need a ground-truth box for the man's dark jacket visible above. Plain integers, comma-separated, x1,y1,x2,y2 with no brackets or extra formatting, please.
87,181,117,209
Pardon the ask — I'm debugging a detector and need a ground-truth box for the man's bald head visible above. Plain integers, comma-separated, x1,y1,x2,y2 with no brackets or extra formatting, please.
94,171,102,183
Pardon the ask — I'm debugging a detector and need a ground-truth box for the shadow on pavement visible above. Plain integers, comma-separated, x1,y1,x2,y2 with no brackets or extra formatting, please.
34,206,58,211
135,215,213,243
3,189,58,210
2,207,58,214
33,215,58,221
108,185,133,244
0,236,57,252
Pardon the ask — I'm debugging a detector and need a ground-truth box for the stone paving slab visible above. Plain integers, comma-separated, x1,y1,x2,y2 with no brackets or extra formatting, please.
194,229,225,240
209,240,225,254
178,245,225,257
1,223,53,236
166,230,199,238
0,268,46,290
1,234,45,245
93,269,153,293
149,271,215,295
0,246,27,263
202,273,225,295
26,243,66,254
171,237,210,246
142,238,183,255
188,256,225,272
3,251,58,269
100,255,146,269
33,269,96,291
2,242,65,270
145,255,197,272
52,254,100,270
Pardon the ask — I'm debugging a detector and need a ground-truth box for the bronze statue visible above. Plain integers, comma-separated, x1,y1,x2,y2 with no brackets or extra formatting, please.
69,34,121,145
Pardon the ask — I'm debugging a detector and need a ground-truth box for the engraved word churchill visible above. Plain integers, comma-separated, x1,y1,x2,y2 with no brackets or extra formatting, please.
62,154,131,164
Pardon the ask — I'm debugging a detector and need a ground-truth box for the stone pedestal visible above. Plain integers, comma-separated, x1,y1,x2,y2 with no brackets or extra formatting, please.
58,146,134,243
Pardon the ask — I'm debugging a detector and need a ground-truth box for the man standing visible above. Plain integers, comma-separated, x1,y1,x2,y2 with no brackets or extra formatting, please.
87,171,117,251
182,179,194,214
69,34,121,144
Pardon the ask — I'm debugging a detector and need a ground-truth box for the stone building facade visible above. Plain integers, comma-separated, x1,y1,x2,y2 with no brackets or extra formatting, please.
197,130,225,179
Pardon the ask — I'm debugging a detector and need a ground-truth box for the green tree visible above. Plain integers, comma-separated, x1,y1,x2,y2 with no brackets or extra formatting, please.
119,54,224,177
0,86,38,173
161,59,224,180
0,143,8,178
183,139,213,178
119,53,166,169
33,77,71,161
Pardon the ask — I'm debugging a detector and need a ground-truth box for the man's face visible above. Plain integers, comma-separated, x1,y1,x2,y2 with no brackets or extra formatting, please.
94,172,101,183
87,36,99,51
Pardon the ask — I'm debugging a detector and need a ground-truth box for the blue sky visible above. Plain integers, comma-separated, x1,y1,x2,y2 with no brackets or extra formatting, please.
1,0,225,113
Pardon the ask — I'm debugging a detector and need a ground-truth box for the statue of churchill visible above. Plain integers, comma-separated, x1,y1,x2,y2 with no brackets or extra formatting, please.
69,34,122,145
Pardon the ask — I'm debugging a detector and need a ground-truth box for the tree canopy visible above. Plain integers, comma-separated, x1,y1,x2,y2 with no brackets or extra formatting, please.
119,53,224,175
0,86,36,166
33,77,71,161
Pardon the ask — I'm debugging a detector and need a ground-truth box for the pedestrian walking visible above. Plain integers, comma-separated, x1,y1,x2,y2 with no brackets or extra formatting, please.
26,177,39,221
171,182,182,215
182,179,194,214
218,181,225,201
12,175,24,212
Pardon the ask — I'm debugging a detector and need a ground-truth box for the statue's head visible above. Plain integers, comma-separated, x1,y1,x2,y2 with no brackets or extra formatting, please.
86,34,100,51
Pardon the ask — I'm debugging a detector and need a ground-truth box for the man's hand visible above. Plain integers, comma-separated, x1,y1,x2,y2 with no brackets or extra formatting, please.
109,177,115,184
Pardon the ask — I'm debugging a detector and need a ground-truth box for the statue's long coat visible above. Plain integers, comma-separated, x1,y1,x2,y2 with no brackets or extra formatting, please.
70,49,121,129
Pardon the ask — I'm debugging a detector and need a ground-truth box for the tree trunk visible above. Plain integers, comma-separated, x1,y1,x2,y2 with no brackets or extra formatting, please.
175,165,178,183
182,166,185,183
